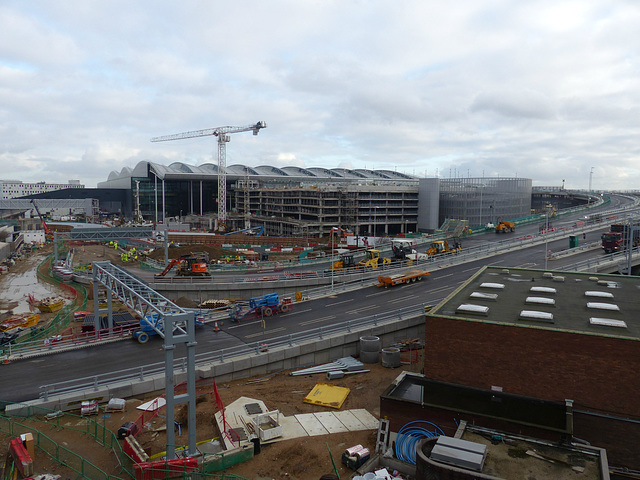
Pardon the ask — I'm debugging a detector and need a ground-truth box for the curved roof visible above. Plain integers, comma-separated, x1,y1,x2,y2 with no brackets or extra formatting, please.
98,160,420,188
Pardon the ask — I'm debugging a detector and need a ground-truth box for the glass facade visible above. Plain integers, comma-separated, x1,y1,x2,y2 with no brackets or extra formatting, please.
439,178,532,228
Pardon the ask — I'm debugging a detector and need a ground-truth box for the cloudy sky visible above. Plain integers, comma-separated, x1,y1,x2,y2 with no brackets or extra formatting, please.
1,1,639,190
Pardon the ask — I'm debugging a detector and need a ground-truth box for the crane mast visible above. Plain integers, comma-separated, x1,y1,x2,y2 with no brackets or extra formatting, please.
151,121,266,231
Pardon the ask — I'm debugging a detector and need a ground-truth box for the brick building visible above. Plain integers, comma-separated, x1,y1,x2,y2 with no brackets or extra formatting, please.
422,266,640,470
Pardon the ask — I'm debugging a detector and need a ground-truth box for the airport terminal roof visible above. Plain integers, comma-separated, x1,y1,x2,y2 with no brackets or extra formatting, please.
100,161,420,187
431,266,640,340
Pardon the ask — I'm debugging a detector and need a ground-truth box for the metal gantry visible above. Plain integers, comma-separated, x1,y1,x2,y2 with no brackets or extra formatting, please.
91,261,197,459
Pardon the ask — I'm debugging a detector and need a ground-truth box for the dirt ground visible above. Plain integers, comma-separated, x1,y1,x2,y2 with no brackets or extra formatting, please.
0,242,423,480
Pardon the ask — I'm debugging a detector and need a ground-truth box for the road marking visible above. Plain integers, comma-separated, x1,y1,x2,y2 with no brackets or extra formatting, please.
346,305,380,314
245,327,287,338
462,267,480,273
299,315,337,326
365,290,392,297
389,296,420,304
326,299,353,307
278,308,312,316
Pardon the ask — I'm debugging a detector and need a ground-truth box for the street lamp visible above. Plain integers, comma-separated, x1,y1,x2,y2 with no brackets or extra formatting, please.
330,227,334,291
544,204,551,270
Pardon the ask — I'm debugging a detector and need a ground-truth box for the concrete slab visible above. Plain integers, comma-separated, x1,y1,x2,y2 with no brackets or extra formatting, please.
350,409,379,430
333,410,368,431
314,411,349,433
294,413,329,436
278,416,308,440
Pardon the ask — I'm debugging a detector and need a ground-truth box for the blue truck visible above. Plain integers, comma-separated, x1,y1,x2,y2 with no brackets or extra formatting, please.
228,293,292,323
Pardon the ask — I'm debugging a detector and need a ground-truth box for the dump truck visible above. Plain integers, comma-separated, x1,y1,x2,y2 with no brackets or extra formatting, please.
495,221,516,233
601,224,640,254
358,249,391,269
228,293,292,322
377,269,430,288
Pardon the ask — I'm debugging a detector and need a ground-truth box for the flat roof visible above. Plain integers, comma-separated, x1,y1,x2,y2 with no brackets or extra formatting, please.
431,266,640,340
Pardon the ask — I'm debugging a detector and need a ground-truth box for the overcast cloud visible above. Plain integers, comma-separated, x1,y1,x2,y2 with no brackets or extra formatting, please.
1,1,639,190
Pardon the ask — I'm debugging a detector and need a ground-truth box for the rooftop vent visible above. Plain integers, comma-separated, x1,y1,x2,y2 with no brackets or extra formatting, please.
530,286,557,294
519,310,554,323
590,317,627,329
586,302,620,312
585,291,614,299
430,436,487,472
542,272,554,278
525,297,556,306
456,304,489,316
552,276,565,282
479,282,504,290
588,277,599,282
470,292,498,301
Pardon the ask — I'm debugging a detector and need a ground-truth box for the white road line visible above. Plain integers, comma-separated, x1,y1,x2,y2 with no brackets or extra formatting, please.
365,290,392,297
245,327,287,339
299,315,337,326
284,308,313,316
389,296,420,304
326,299,353,307
346,305,380,314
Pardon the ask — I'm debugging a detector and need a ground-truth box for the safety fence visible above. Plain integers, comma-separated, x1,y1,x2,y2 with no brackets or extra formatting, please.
0,404,255,479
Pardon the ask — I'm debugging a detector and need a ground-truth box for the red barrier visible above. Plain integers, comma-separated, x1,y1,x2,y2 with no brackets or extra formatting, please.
134,457,198,480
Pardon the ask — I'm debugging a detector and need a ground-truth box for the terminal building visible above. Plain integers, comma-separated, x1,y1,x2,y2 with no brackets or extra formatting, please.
98,161,535,235
0,180,84,199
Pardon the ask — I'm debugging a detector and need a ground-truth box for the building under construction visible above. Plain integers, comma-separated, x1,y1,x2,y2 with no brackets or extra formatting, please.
97,161,537,235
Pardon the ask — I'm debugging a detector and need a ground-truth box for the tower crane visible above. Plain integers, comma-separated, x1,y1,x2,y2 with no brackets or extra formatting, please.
151,121,266,231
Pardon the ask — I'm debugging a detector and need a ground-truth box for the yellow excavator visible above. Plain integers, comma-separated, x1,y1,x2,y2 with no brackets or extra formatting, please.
358,249,391,269
426,239,461,256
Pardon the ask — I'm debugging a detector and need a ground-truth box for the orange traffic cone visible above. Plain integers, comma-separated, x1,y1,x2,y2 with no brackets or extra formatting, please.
213,320,220,332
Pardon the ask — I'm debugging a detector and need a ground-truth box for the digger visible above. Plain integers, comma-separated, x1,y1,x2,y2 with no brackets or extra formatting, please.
357,249,391,269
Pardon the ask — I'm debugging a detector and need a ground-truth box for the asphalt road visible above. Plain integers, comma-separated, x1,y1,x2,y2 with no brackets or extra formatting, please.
2,194,637,405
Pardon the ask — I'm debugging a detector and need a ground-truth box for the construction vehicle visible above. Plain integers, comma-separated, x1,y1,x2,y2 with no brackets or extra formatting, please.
228,293,292,322
328,253,357,272
156,253,210,277
358,249,391,269
426,239,461,256
30,199,53,240
377,270,430,288
602,224,640,254
495,220,516,233
133,312,204,344
392,239,428,261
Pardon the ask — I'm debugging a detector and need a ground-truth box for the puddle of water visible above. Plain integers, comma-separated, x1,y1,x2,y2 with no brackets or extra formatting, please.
0,269,66,314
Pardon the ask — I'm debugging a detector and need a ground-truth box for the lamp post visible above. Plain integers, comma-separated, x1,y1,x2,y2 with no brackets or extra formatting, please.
331,227,334,291
544,204,550,270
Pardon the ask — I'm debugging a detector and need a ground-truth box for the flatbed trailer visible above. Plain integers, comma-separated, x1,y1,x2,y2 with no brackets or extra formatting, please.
377,269,429,288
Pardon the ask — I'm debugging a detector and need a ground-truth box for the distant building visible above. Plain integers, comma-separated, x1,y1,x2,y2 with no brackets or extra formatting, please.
422,265,640,470
98,160,535,234
0,180,84,199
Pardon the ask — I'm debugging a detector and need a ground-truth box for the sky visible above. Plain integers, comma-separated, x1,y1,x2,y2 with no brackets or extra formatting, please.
1,1,639,190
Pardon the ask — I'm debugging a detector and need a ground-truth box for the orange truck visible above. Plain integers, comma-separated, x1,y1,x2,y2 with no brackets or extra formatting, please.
377,269,430,288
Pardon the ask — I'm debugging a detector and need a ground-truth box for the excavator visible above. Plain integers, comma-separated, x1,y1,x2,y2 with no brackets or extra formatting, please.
426,239,461,256
358,249,391,269
156,253,210,277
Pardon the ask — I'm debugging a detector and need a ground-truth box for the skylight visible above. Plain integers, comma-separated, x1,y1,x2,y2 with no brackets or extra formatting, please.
470,292,498,300
585,291,614,299
456,304,489,315
530,286,557,294
519,310,554,322
479,283,504,290
525,297,556,306
586,302,620,312
589,317,627,329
